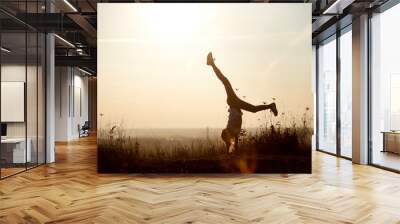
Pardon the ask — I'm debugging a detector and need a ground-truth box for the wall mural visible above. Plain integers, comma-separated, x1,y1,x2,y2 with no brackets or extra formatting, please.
98,3,312,173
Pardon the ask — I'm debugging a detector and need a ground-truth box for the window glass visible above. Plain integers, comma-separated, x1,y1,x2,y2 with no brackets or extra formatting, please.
371,3,400,171
318,36,337,154
339,29,352,158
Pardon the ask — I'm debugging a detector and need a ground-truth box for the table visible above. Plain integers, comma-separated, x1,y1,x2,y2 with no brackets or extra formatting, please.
1,138,32,164
381,131,400,154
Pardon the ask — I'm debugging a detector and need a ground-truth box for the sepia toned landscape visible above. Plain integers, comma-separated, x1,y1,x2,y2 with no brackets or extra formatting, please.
98,4,312,173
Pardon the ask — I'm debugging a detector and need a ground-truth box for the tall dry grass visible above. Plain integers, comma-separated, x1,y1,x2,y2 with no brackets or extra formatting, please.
98,108,312,173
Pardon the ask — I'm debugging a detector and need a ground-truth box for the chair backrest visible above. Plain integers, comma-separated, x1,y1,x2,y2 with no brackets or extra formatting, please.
82,121,90,129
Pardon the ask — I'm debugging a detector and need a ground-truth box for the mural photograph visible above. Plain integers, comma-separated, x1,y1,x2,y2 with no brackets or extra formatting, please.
97,3,312,173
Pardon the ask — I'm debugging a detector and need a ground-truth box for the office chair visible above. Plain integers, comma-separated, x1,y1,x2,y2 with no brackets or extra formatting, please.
79,121,90,138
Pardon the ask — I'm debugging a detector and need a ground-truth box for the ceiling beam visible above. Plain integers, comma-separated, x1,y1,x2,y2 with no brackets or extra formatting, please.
67,13,97,41
55,55,96,70
322,0,356,14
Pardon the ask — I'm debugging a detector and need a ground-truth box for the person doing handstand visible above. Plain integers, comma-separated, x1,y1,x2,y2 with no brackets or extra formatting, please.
207,52,278,153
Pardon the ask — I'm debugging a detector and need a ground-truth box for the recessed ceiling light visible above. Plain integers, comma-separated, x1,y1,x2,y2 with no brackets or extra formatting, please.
54,34,75,48
323,0,354,15
1,47,11,53
63,0,78,12
78,67,93,76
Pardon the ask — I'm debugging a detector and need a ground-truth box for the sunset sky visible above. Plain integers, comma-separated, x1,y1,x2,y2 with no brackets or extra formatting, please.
98,3,312,129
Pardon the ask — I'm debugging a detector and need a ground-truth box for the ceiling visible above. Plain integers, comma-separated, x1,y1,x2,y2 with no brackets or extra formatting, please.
0,0,392,75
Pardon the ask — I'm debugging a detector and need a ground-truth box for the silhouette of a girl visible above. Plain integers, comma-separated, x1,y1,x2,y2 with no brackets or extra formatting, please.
207,52,278,153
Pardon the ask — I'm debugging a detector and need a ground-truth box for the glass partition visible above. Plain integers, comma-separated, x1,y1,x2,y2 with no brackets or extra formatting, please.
27,31,38,169
0,31,28,177
0,2,46,179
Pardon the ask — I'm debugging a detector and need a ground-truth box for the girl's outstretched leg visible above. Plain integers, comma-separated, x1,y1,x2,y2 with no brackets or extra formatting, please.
234,98,278,116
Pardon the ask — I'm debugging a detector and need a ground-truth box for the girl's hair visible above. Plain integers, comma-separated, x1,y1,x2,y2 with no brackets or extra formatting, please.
221,128,233,144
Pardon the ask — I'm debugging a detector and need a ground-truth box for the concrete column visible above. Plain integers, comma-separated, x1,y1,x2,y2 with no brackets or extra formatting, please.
46,0,55,163
46,33,55,163
352,14,369,164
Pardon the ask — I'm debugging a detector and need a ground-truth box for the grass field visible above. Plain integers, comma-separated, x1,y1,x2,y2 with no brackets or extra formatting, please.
98,111,312,173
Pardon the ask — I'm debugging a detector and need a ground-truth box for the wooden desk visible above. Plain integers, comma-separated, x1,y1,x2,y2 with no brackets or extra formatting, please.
1,138,31,164
381,131,400,154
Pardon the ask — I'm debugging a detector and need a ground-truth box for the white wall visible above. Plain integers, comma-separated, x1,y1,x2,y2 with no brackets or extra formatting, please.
72,73,89,138
1,65,26,138
1,65,28,145
1,65,40,137
55,67,89,141
55,67,70,141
